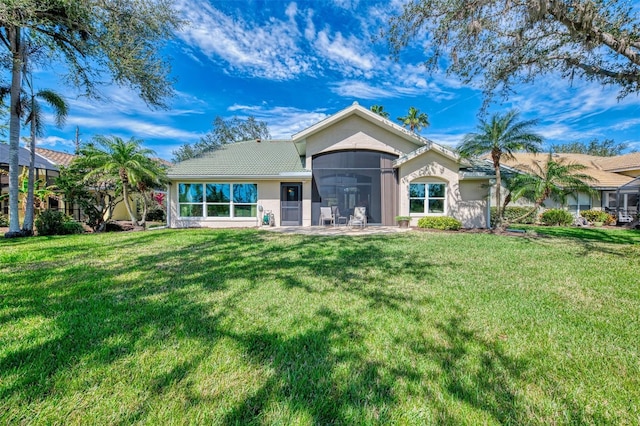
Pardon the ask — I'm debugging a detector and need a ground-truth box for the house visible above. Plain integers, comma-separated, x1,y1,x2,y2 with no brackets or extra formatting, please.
167,102,495,229
499,152,640,222
0,144,62,215
1,146,134,222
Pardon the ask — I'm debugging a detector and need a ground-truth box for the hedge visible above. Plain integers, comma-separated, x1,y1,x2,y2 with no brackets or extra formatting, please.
417,216,462,231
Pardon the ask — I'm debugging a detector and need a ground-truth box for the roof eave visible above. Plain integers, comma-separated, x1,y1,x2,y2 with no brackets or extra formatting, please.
292,103,427,148
167,172,312,181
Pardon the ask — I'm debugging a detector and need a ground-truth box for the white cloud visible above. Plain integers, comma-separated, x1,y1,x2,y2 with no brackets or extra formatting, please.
426,132,465,148
314,29,376,77
37,136,75,149
330,80,396,99
220,104,328,138
332,0,360,10
176,0,312,80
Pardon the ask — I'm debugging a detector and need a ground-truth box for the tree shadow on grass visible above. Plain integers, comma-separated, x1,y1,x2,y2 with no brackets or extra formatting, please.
222,308,401,424
415,311,530,424
0,229,617,423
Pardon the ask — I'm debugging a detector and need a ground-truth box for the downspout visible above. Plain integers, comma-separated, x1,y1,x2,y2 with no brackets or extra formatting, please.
166,182,172,228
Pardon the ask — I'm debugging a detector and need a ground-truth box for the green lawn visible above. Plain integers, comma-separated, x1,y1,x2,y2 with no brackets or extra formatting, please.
1,228,639,424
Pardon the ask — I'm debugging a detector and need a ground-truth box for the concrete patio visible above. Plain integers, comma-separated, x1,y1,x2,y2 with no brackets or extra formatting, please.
261,225,413,236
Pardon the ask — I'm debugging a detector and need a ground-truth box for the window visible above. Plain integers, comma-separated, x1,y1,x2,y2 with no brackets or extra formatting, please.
567,192,591,214
178,183,257,218
410,183,446,214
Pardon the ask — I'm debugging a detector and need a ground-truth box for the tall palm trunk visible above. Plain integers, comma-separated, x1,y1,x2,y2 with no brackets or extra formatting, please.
120,170,138,225
491,149,503,223
7,26,23,234
22,98,37,234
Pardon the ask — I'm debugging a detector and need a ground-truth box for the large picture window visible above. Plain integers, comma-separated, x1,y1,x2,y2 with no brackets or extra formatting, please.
410,183,446,214
178,183,257,218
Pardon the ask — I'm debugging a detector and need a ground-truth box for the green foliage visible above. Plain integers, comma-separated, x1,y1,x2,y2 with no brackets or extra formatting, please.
0,213,9,227
145,208,166,222
509,155,596,216
370,105,390,118
540,209,574,226
35,210,83,236
458,110,543,219
417,216,462,230
551,138,628,157
397,106,429,133
77,135,166,226
581,210,616,225
386,1,640,100
172,116,271,162
56,165,121,232
60,220,85,235
490,206,536,227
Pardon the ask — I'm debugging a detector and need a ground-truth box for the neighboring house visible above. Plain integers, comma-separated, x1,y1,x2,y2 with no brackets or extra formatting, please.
0,144,61,215
499,152,640,222
1,146,136,222
167,103,494,228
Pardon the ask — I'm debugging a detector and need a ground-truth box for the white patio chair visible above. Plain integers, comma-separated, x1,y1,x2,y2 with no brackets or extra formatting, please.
348,206,367,229
319,206,335,226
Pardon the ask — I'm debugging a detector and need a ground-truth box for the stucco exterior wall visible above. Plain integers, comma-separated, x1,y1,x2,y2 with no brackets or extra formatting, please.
302,115,419,168
167,179,289,228
397,152,489,228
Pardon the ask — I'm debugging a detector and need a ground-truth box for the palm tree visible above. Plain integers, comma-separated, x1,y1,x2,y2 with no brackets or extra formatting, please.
370,104,390,119
457,110,543,223
508,154,596,221
397,106,429,133
22,81,68,234
78,136,166,225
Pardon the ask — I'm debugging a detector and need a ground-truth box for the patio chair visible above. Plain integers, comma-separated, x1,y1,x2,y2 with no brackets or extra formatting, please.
348,206,367,229
319,206,335,226
618,209,634,223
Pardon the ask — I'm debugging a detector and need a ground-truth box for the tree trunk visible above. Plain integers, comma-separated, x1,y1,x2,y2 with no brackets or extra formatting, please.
22,107,37,234
6,26,23,235
492,150,503,225
121,181,138,226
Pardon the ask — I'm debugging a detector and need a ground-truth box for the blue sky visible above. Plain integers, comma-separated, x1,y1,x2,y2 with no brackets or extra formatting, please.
25,0,640,160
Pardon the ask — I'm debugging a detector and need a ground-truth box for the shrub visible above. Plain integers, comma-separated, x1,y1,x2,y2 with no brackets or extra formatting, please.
490,206,537,227
540,209,574,226
61,220,85,235
104,221,126,232
35,210,84,236
417,216,462,231
35,210,66,236
145,208,166,222
0,213,9,227
580,209,615,225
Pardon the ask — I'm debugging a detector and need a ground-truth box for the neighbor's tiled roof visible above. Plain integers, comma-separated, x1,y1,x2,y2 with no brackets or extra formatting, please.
500,153,634,189
35,148,76,167
594,152,640,172
168,140,309,177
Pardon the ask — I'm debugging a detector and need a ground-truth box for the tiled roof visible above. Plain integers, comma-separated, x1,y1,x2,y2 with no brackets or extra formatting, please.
0,145,58,171
499,153,634,189
35,148,76,167
168,140,309,178
594,152,640,172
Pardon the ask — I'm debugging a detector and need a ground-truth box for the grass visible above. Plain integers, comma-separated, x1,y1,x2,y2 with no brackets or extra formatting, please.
1,227,639,424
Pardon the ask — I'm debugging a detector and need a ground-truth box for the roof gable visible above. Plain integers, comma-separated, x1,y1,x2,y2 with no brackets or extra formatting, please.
292,102,429,155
